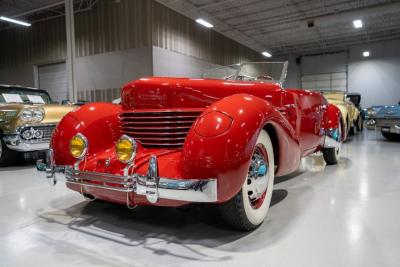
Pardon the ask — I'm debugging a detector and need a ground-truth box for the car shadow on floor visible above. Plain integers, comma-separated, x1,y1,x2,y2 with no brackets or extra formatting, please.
36,186,291,260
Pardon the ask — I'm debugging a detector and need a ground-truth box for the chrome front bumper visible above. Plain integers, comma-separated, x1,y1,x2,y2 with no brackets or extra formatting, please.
4,135,50,151
367,118,400,133
37,151,218,205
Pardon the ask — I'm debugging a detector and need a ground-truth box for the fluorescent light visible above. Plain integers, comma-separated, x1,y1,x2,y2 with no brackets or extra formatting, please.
196,18,213,28
0,16,31,27
363,51,370,57
262,51,272,58
353,19,363,29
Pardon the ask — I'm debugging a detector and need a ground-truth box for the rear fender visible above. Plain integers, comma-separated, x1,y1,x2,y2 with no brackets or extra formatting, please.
324,103,345,143
183,94,300,202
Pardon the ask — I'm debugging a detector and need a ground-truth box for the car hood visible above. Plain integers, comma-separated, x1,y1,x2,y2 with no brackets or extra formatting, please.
121,77,283,109
0,103,76,125
376,105,400,118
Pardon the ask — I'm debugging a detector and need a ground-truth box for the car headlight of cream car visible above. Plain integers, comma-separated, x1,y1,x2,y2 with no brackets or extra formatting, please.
20,108,45,123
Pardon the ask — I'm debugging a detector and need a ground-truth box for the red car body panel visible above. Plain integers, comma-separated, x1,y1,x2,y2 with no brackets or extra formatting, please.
51,77,341,207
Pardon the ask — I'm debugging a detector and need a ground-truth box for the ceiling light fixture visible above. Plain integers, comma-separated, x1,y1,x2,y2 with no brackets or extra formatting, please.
0,16,31,27
363,51,370,57
262,51,272,58
353,19,363,29
196,18,213,28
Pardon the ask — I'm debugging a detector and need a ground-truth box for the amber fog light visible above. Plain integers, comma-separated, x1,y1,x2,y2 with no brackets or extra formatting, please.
69,133,88,159
116,135,136,163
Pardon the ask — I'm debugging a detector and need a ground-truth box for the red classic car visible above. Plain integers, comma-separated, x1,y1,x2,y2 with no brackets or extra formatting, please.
38,62,343,231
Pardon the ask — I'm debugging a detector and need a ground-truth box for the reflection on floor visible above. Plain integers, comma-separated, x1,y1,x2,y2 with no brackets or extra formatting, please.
0,130,399,267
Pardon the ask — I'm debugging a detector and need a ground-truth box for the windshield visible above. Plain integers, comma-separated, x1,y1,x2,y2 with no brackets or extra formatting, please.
0,87,52,104
202,62,288,84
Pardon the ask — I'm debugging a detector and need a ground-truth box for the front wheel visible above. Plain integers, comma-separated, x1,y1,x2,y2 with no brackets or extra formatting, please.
323,147,340,165
382,132,400,141
219,130,275,231
0,140,17,167
323,120,342,165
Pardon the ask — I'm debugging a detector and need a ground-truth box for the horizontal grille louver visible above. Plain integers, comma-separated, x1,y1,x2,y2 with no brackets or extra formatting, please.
120,110,203,148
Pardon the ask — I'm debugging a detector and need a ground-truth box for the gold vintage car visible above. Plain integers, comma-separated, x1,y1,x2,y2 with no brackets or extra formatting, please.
0,85,76,166
322,91,362,138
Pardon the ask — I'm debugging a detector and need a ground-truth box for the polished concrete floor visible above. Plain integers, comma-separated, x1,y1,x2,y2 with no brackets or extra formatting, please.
0,130,399,267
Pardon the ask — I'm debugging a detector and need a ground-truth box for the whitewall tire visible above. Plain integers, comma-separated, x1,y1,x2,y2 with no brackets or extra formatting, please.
220,129,275,231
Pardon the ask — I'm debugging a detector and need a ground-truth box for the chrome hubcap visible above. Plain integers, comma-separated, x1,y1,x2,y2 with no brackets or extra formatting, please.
247,146,269,208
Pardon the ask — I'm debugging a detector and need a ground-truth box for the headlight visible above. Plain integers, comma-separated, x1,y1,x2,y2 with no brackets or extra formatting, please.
20,108,45,122
32,108,45,122
194,111,233,137
69,133,88,159
116,135,136,163
368,109,377,116
20,109,33,122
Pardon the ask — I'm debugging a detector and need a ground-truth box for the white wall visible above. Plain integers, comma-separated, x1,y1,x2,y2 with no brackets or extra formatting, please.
279,39,400,107
348,39,400,107
301,52,347,75
76,46,153,91
152,46,220,78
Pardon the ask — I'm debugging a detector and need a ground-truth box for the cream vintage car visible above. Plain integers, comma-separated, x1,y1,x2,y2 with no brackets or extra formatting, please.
321,91,362,138
0,85,75,166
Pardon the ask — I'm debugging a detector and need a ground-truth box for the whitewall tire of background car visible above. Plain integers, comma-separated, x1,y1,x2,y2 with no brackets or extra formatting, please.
220,129,275,231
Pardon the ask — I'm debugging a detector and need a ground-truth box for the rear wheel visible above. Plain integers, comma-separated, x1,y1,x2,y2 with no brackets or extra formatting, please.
323,121,342,165
219,130,274,231
0,140,17,167
356,116,364,132
382,132,400,141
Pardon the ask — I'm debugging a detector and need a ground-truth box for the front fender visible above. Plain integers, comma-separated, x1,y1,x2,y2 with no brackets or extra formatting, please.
51,103,122,165
182,94,299,202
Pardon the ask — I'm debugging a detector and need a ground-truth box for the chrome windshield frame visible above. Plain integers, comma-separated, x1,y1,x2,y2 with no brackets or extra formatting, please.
202,61,288,86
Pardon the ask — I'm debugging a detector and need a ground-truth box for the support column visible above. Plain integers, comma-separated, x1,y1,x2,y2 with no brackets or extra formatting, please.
65,0,77,102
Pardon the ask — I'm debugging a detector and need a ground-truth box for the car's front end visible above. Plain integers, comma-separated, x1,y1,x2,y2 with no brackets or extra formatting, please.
1,104,75,152
368,105,400,139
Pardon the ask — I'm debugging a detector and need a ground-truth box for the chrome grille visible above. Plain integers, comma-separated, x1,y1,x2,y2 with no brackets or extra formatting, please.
120,110,203,148
19,124,56,141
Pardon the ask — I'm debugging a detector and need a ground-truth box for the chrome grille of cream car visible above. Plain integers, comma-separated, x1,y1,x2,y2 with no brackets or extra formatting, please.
120,109,203,148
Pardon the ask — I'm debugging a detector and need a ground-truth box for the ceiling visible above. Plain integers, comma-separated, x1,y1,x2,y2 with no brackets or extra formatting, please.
157,0,400,56
1,0,400,56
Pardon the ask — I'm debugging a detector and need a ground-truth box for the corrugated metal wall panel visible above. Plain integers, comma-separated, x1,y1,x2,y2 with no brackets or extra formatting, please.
0,17,66,68
74,0,152,57
152,2,263,65
78,87,120,102
0,0,262,97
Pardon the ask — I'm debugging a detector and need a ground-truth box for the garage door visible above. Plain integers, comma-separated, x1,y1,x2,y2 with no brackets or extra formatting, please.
301,72,347,91
38,62,68,103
